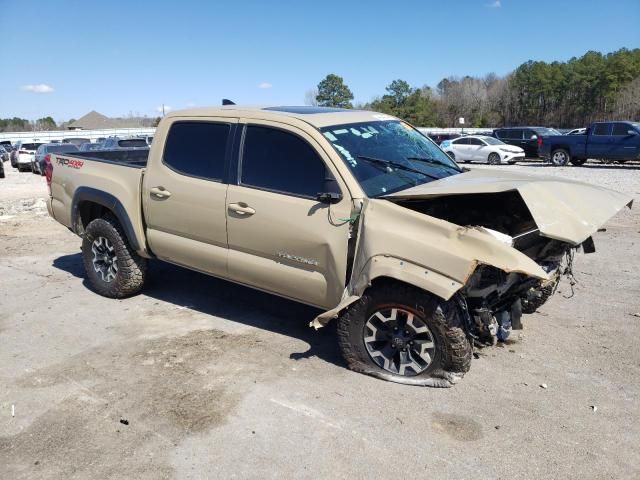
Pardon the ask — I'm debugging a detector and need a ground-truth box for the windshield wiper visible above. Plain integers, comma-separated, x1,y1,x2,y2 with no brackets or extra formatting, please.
357,156,441,181
406,156,461,172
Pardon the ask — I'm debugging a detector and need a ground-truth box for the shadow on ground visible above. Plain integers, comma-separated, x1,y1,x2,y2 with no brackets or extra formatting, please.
517,159,640,170
53,253,343,369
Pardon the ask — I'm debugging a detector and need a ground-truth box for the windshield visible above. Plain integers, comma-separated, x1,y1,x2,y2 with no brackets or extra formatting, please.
481,136,504,145
321,120,461,197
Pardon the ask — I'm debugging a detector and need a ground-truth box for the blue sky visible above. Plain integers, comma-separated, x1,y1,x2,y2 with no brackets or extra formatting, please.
0,0,638,121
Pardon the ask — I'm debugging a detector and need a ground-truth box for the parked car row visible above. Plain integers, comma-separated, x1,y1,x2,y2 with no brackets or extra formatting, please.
0,136,150,176
424,121,640,166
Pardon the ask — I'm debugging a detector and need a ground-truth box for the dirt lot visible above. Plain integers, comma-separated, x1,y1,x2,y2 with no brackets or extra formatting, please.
1,160,639,479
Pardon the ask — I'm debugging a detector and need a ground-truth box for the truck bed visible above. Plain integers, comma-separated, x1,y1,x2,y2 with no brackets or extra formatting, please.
48,149,148,255
72,149,149,168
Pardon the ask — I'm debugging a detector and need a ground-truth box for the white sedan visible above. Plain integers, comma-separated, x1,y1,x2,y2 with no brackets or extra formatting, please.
441,135,525,164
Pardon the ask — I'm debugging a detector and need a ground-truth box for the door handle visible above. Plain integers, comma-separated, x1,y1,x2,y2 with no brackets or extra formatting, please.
150,186,172,199
228,202,256,216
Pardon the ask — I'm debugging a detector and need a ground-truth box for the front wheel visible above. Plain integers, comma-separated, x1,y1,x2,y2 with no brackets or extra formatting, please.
551,149,570,166
82,215,147,298
488,152,501,165
337,283,472,387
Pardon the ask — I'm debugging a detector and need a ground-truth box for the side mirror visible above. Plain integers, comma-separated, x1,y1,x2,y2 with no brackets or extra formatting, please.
317,192,343,204
317,172,343,204
627,130,638,136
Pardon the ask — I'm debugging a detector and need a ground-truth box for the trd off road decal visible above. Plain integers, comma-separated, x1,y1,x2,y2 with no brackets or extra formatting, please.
56,157,84,169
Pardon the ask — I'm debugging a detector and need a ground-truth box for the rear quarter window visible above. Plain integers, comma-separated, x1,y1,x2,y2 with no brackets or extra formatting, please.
592,123,611,136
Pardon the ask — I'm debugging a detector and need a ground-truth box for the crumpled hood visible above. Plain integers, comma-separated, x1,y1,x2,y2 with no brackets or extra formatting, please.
389,168,633,245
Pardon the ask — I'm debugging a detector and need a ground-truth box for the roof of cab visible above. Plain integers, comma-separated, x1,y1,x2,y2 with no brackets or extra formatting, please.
165,105,399,128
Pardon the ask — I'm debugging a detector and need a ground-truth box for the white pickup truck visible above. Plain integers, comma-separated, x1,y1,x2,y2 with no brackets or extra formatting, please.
46,106,632,386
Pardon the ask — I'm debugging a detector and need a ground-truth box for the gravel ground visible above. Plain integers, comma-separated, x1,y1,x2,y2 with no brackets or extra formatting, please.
1,159,639,479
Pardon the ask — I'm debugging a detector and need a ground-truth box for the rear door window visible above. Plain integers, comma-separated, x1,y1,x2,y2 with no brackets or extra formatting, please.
240,125,328,199
467,138,483,145
509,129,524,140
592,123,611,136
451,138,468,145
163,121,230,181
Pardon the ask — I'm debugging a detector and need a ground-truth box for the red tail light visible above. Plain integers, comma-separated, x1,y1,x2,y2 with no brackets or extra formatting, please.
44,154,53,194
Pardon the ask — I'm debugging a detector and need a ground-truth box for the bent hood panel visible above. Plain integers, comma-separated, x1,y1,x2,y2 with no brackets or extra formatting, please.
389,168,633,244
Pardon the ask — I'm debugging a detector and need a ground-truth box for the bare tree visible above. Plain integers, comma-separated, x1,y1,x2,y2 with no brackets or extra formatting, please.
304,88,319,106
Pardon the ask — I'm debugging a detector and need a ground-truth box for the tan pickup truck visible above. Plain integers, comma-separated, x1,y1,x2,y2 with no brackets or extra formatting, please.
46,106,632,386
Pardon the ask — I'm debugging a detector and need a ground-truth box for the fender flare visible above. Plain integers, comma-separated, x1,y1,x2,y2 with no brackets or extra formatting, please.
71,186,141,252
311,255,464,328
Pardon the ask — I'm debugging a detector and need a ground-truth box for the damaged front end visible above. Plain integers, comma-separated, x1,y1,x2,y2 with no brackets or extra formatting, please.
387,178,630,346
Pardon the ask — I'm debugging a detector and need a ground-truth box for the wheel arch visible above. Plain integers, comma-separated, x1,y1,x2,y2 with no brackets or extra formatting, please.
550,144,572,154
311,255,463,329
71,187,142,252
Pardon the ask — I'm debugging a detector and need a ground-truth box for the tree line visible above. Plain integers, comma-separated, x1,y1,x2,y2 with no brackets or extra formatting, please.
0,115,159,133
311,48,640,128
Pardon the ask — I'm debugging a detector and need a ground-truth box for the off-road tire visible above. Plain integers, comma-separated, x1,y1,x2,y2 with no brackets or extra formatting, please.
551,149,570,166
337,283,472,387
488,152,501,165
82,215,147,298
569,157,587,166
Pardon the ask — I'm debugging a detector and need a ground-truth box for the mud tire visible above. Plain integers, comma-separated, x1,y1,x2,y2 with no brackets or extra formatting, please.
337,282,472,387
82,215,147,298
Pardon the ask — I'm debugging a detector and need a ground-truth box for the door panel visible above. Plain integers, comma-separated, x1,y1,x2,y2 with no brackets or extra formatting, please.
611,123,640,160
588,123,612,158
142,117,237,276
226,185,351,307
226,120,352,308
452,139,470,160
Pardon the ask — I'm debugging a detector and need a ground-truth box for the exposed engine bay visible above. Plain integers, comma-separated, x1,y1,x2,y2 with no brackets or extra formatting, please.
391,191,588,346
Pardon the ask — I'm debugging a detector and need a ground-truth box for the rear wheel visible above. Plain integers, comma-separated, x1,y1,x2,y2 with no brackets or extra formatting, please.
551,149,570,166
569,158,587,166
488,152,501,165
82,215,147,298
337,282,472,387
